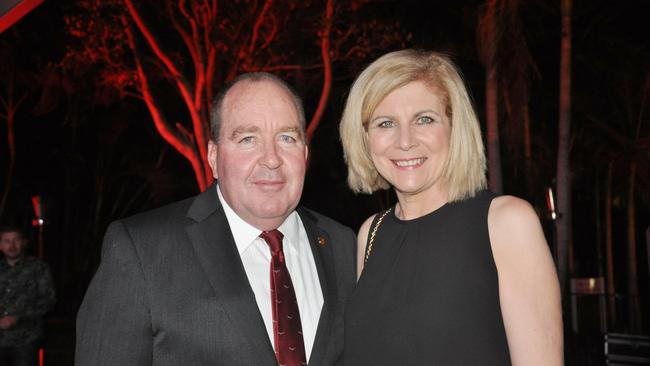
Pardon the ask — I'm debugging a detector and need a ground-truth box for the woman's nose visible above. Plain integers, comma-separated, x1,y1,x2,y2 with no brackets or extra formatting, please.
397,124,416,150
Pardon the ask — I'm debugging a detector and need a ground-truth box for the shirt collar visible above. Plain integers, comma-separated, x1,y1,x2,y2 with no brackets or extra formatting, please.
217,184,303,256
1,256,24,268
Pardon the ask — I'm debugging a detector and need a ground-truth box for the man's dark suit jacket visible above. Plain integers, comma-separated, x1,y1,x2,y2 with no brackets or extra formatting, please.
75,186,356,366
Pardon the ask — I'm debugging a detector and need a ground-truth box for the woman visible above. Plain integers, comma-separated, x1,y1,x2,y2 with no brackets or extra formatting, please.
340,50,562,365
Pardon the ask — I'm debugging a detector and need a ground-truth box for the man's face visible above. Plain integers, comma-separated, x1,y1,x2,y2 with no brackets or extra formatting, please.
0,231,25,261
208,79,308,231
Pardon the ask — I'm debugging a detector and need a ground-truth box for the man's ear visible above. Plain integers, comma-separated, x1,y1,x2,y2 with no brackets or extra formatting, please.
207,140,219,179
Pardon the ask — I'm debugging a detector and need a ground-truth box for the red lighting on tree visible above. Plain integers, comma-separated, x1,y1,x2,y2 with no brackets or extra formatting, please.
61,0,404,192
0,0,44,34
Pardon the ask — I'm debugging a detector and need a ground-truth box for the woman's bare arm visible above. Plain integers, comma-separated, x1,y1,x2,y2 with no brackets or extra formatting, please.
489,195,563,365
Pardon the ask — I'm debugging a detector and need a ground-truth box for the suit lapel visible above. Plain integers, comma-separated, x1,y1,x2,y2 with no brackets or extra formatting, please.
298,208,338,366
185,187,276,362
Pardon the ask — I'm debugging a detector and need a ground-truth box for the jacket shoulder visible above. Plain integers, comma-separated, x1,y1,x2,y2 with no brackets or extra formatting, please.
298,207,352,230
299,207,352,234
118,195,196,233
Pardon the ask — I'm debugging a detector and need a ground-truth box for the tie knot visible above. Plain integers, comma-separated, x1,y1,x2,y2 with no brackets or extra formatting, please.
260,229,284,254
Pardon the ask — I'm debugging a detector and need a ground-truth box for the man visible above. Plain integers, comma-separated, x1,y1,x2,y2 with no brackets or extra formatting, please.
0,226,56,366
76,73,356,366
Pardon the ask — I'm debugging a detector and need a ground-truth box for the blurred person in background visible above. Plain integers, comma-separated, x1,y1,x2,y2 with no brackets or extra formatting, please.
0,226,56,366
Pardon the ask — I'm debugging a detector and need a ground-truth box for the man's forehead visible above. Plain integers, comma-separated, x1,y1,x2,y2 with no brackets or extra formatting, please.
226,79,297,110
1,231,21,240
223,81,299,118
227,79,292,103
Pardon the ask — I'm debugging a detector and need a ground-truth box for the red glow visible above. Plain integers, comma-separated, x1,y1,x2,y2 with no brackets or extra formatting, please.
0,0,44,34
31,195,42,218
124,0,211,190
306,0,333,141
39,347,44,366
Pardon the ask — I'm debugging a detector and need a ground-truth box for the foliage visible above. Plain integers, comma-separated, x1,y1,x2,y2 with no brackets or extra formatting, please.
60,0,407,191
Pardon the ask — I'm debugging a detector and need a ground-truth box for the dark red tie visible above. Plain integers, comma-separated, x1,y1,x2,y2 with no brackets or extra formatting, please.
260,230,307,366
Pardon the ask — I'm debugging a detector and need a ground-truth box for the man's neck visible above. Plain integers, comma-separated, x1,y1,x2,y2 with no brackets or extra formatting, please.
5,256,21,267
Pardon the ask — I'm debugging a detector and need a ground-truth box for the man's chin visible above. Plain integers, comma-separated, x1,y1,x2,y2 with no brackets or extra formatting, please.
256,209,292,222
248,207,296,227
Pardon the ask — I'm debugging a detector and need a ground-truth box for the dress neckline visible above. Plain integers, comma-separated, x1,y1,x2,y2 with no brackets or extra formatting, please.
390,200,451,225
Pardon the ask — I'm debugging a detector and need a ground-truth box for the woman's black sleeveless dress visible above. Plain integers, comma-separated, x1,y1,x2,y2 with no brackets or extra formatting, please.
344,191,511,365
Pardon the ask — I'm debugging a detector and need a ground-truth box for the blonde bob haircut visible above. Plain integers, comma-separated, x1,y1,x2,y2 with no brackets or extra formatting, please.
340,49,487,202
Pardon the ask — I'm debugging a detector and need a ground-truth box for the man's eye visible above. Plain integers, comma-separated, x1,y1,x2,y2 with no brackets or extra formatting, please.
279,134,297,143
416,116,434,125
377,120,395,128
239,136,255,144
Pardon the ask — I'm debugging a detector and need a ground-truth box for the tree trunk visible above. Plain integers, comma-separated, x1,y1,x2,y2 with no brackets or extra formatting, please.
0,80,25,219
626,162,640,332
556,0,572,304
605,160,617,329
523,104,534,196
484,0,502,193
0,112,15,219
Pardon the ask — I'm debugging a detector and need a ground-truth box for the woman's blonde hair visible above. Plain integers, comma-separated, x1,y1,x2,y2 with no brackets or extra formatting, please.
340,49,487,202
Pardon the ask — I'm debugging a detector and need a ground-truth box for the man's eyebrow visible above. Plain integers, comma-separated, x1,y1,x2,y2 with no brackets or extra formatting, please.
229,126,260,139
281,126,306,140
280,126,301,133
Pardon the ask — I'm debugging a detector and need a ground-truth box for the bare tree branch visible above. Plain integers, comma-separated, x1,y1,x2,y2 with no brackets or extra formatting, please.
125,0,211,187
248,0,274,56
166,0,205,110
123,16,207,189
307,0,333,140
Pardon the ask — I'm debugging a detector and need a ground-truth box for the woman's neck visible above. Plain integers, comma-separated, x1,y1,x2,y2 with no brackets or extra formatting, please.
394,188,448,220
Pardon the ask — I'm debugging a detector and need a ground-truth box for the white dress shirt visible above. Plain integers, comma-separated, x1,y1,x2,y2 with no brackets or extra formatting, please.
217,185,324,360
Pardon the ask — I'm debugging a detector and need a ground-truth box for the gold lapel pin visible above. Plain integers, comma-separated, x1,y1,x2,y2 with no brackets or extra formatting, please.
317,235,326,246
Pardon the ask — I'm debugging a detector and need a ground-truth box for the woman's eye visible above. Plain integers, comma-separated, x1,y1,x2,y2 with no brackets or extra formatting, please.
377,120,395,128
416,116,434,125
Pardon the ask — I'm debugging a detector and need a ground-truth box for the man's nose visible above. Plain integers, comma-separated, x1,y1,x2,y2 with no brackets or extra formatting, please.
260,142,282,169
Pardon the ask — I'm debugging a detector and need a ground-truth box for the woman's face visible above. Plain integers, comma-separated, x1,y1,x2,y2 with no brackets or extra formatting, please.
366,80,451,200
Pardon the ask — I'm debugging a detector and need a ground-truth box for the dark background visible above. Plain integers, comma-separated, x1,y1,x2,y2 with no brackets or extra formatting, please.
1,0,649,364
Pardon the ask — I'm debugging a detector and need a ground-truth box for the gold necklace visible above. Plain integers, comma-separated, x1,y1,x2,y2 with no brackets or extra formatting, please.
364,208,393,264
